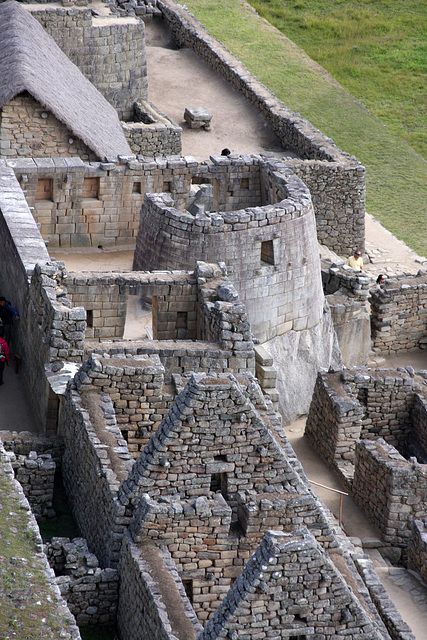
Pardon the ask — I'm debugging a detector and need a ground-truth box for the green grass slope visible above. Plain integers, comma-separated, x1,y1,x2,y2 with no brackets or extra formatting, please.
184,0,427,257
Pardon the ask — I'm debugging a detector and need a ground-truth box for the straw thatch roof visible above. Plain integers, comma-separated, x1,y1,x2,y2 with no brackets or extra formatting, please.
0,1,132,160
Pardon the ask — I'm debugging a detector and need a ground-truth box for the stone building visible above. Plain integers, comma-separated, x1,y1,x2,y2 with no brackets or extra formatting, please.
0,1,132,161
0,1,425,639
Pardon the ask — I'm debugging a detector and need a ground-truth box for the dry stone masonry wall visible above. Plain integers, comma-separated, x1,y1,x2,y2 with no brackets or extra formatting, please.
306,369,427,557
199,528,386,640
157,0,366,255
0,93,98,161
370,272,427,353
31,5,148,121
46,537,119,628
134,158,324,342
353,438,427,550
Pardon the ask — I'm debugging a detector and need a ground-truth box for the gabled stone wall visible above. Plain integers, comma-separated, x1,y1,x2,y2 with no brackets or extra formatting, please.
199,528,385,640
0,93,98,161
74,353,170,456
158,0,365,255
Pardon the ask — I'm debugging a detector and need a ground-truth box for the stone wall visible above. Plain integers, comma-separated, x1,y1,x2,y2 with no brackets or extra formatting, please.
117,534,202,640
0,166,86,431
0,430,64,465
411,393,427,462
127,486,335,622
123,100,182,156
74,353,171,457
87,340,253,380
322,258,371,300
59,385,134,567
327,292,371,367
199,528,385,640
133,159,324,342
408,520,427,584
370,272,427,353
9,156,194,249
158,0,365,255
0,440,81,639
0,93,98,161
66,270,198,341
31,5,148,121
66,262,256,373
305,369,427,477
46,537,119,628
353,438,427,549
9,451,56,522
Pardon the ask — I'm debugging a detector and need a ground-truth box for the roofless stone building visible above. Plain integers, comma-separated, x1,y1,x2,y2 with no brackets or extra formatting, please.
0,1,426,639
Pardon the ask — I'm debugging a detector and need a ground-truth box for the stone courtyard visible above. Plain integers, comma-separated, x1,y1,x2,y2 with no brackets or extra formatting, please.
0,1,426,639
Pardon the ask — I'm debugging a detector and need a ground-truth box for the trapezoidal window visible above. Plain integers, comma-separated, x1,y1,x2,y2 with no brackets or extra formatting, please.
35,179,53,201
82,177,100,199
261,240,275,265
132,181,141,194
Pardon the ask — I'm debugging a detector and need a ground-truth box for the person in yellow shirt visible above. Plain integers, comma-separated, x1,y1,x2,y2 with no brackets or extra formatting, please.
346,250,363,271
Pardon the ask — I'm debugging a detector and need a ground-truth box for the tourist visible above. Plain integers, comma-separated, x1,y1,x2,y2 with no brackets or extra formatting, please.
346,250,363,271
0,296,20,343
0,325,9,386
376,274,385,285
221,148,231,156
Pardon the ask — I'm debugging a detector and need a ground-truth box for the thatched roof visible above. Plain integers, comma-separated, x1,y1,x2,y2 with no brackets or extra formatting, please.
0,1,132,160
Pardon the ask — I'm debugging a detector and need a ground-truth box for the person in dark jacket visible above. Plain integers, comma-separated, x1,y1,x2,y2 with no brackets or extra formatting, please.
0,297,19,343
0,325,10,386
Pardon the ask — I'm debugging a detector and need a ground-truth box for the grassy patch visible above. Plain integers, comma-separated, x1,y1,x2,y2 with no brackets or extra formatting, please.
248,0,427,158
0,471,75,638
184,0,427,256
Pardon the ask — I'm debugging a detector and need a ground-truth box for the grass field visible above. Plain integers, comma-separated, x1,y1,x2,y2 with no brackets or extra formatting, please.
184,0,427,257
249,0,427,158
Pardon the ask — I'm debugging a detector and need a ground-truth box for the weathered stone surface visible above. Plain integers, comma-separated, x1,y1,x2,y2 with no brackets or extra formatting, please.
264,301,342,424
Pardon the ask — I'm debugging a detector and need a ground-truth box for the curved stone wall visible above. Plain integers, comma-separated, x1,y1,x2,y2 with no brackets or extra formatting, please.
133,159,323,342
